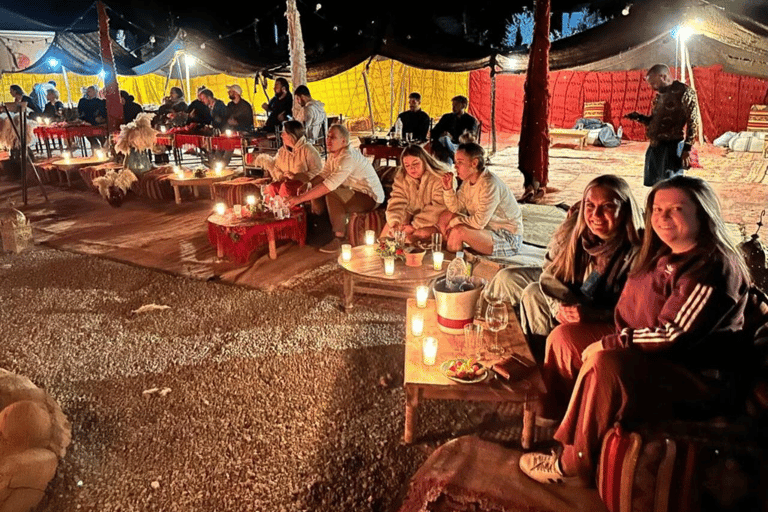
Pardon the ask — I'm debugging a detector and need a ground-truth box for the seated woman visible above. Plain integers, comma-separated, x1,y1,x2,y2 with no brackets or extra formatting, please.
484,175,643,362
436,142,522,258
520,175,751,487
380,144,453,243
42,88,64,120
120,90,143,124
261,120,323,198
287,124,385,253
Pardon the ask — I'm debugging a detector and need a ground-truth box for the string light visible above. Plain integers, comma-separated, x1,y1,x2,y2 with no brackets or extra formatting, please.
47,58,59,68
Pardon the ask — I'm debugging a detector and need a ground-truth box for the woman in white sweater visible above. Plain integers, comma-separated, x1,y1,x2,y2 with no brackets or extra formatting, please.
381,145,454,242
261,120,323,197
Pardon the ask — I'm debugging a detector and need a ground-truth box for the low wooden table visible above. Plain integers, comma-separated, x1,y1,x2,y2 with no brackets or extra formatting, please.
51,155,111,187
337,245,444,311
550,128,589,149
169,169,236,204
403,299,545,449
206,208,306,262
360,142,407,168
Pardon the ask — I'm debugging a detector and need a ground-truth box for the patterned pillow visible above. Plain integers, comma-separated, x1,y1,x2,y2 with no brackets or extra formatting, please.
584,101,607,121
747,105,768,132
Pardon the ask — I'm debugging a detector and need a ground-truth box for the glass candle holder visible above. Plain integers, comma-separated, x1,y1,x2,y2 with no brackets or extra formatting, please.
422,337,438,366
411,312,424,337
365,230,376,246
225,129,233,137
215,163,224,176
246,195,256,206
215,202,226,216
341,244,352,262
384,256,395,275
160,125,167,133
62,151,71,162
416,286,429,308
233,204,242,219
95,149,105,160
432,251,444,271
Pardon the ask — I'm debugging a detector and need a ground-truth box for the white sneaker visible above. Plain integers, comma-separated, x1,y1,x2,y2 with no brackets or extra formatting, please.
519,450,583,486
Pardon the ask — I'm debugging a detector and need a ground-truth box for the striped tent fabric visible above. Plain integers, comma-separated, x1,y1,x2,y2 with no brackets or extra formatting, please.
746,105,768,132
583,101,607,121
134,166,175,201
212,177,262,207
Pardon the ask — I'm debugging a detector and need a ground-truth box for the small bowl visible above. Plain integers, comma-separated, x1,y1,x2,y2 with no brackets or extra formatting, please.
404,247,426,267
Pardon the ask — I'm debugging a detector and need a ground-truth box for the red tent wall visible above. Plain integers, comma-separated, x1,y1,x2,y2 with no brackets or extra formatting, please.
469,65,768,143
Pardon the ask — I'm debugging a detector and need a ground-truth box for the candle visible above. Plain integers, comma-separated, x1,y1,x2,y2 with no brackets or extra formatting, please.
246,195,256,206
44,117,51,125
411,313,424,337
174,166,183,177
432,251,444,270
225,129,233,137
233,204,242,219
341,243,352,262
422,337,438,365
384,256,395,275
416,286,429,308
215,202,226,216
62,151,71,162
215,163,223,176
160,125,167,133
365,230,376,246
96,149,105,160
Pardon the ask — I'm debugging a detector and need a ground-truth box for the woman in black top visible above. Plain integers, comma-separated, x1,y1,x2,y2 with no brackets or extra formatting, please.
120,90,143,124
43,89,64,119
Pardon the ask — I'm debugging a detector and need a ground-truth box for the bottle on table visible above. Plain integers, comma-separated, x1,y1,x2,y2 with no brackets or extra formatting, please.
445,251,469,291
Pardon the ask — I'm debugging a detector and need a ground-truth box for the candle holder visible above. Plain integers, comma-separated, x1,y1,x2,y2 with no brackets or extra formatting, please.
365,230,376,246
411,312,424,337
62,151,71,162
384,256,395,275
215,203,226,216
422,337,438,366
416,286,429,308
432,251,444,271
246,195,256,206
341,243,352,262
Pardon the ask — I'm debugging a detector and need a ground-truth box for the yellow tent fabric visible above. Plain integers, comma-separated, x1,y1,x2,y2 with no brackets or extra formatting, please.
1,58,469,129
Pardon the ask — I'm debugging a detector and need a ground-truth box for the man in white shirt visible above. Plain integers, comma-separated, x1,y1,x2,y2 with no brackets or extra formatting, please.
288,124,384,253
294,85,327,143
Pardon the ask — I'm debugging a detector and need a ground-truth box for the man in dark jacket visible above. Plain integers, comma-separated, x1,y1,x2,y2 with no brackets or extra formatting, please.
430,95,478,165
225,84,254,132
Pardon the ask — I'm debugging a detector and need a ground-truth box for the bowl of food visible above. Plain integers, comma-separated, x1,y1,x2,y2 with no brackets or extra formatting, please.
440,358,487,384
404,246,426,267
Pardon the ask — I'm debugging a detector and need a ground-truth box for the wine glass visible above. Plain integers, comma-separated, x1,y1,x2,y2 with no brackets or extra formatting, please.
485,302,508,355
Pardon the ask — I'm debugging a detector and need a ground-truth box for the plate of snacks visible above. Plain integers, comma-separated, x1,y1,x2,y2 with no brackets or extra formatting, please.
440,358,487,384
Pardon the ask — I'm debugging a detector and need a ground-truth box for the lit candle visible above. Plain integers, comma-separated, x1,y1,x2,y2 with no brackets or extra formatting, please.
44,117,51,125
411,313,424,337
422,337,438,366
365,230,376,246
160,125,167,133
215,163,223,176
341,243,352,262
432,251,444,271
62,151,71,162
384,256,395,276
96,149,105,160
225,129,233,137
246,195,256,206
233,204,242,219
174,166,183,177
215,202,226,216
416,286,429,308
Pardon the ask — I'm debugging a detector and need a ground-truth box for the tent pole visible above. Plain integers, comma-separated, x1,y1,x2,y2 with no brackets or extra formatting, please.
163,53,177,98
390,60,394,129
61,65,73,107
362,65,376,136
97,1,123,134
176,58,184,97
184,53,191,101
684,46,704,145
490,63,497,155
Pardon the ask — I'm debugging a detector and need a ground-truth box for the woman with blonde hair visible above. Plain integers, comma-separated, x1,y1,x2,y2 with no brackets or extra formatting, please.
381,144,453,242
521,175,751,487
485,174,643,361
261,120,323,198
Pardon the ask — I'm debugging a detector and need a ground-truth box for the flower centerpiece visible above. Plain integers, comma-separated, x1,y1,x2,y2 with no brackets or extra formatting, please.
376,237,405,261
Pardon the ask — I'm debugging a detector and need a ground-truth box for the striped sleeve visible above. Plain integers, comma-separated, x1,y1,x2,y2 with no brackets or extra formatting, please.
616,270,738,355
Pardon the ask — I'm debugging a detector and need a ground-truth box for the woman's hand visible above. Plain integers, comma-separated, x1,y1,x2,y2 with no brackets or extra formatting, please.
441,172,455,190
556,304,582,324
286,196,302,208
